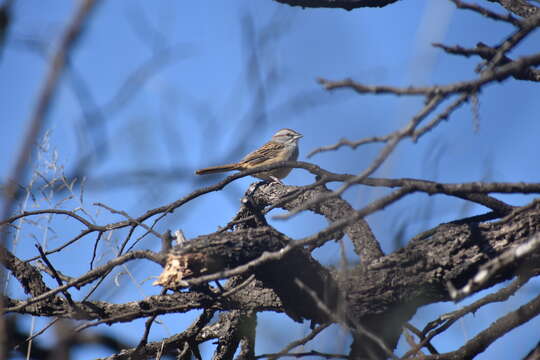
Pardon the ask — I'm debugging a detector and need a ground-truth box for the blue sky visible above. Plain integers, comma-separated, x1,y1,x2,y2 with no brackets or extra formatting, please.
1,1,540,359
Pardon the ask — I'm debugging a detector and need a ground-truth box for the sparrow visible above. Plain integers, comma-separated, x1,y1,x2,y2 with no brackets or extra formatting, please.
195,128,302,182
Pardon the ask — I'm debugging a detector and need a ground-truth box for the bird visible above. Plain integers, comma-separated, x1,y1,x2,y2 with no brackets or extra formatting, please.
195,128,303,182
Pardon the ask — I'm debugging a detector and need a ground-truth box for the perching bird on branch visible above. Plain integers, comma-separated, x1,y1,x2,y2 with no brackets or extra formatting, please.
195,128,302,182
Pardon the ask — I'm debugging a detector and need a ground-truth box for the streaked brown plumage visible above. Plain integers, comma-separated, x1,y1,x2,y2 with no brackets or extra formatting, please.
195,128,302,181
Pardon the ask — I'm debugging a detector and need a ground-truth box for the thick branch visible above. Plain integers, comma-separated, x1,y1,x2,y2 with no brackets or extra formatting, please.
155,226,341,324
274,0,399,11
349,201,540,312
4,250,163,313
4,283,281,322
0,246,50,297
246,182,383,263
348,200,540,357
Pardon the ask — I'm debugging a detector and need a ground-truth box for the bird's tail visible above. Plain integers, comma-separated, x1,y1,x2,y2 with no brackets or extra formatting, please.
195,163,240,175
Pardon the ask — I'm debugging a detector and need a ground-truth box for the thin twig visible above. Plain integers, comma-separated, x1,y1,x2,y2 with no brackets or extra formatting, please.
34,244,74,306
264,323,331,360
421,293,540,359
450,0,520,26
318,51,540,96
277,95,444,219
294,278,399,360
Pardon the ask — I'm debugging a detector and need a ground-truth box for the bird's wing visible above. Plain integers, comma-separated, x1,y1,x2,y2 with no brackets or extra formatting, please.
240,141,282,166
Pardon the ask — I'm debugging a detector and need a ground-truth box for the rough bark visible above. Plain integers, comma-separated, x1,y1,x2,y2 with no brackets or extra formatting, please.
156,226,342,324
4,285,281,322
347,200,540,357
153,183,540,358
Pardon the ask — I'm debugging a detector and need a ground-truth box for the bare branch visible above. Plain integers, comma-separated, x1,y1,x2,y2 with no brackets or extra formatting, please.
295,278,398,360
307,134,391,158
1,208,96,229
243,182,383,262
0,246,50,297
422,293,540,359
402,273,535,358
412,93,470,141
34,244,75,306
98,309,217,360
257,350,348,359
5,250,163,313
282,95,444,219
450,0,521,25
448,232,540,300
265,323,331,360
483,12,540,72
318,48,540,97
433,42,540,82
5,285,280,325
274,0,399,11
489,0,539,18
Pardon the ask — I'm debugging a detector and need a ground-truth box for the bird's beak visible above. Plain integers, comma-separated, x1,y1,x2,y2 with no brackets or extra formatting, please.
295,134,303,140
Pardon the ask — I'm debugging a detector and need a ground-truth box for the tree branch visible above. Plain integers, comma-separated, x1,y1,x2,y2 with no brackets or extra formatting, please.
488,0,539,18
422,292,540,359
274,0,399,11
